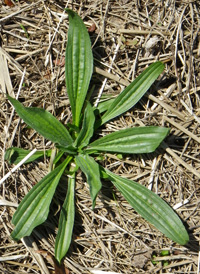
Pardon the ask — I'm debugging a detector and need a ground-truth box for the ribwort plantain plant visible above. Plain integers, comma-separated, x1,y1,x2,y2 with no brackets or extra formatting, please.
5,9,189,263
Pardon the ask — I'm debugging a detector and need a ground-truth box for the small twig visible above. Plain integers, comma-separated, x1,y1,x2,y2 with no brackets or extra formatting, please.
148,157,157,191
180,99,200,124
94,43,120,107
197,246,200,274
173,199,189,210
164,116,200,144
45,1,70,66
161,142,200,179
119,29,170,36
0,148,37,186
0,0,43,23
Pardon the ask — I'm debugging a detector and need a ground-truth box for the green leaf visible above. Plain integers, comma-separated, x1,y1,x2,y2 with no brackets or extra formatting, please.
75,154,102,208
65,9,93,127
100,167,189,245
74,102,95,149
55,167,75,263
93,98,115,115
7,95,73,147
52,151,65,165
99,62,164,126
11,157,72,241
55,145,77,155
86,126,169,154
5,147,51,164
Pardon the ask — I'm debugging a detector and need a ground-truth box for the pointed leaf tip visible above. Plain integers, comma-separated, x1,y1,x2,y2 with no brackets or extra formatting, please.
55,171,75,263
86,126,169,154
65,9,93,127
7,95,73,147
11,158,71,240
100,167,189,245
100,61,164,125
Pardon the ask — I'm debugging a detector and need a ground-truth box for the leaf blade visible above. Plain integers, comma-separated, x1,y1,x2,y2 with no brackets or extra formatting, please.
7,95,73,147
101,167,189,245
74,102,95,149
86,127,169,154
5,147,51,164
11,157,71,240
100,62,164,125
66,9,93,127
75,154,102,208
55,169,75,263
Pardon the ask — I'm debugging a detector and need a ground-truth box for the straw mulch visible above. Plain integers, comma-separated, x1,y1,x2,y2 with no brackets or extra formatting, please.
0,1,199,273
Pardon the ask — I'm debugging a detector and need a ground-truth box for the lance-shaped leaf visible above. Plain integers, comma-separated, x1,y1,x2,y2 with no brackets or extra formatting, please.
55,169,75,263
74,102,95,149
86,127,170,154
75,154,102,208
65,9,93,127
7,95,73,147
5,147,51,164
100,167,189,245
11,157,71,241
99,62,164,126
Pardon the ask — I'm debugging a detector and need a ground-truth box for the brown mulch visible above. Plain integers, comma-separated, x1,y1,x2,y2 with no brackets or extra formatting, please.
0,1,200,273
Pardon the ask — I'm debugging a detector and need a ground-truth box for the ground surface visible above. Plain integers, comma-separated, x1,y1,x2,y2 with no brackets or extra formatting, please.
0,1,200,274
